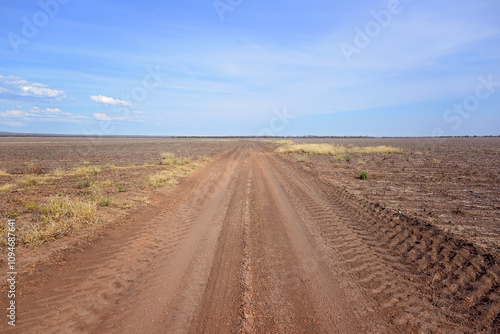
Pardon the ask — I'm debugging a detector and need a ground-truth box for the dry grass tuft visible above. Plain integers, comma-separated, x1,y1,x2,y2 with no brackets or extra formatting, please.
0,184,15,193
148,160,199,188
104,164,157,169
268,139,295,146
27,162,43,175
276,143,347,155
51,168,66,177
148,171,179,188
349,146,404,154
0,170,10,177
19,175,50,186
19,196,98,246
133,196,150,204
92,180,112,188
72,166,102,176
160,152,191,166
275,141,403,156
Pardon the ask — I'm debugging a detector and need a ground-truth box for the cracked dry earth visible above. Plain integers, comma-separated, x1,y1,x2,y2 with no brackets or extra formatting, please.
2,141,499,333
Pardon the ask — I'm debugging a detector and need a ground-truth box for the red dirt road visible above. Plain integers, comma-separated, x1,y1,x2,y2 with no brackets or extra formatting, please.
3,142,499,333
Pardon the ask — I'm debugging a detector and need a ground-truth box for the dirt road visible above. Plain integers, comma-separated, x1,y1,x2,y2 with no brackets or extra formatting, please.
4,142,499,333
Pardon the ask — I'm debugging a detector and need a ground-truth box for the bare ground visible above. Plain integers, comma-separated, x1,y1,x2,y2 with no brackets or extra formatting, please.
1,141,499,333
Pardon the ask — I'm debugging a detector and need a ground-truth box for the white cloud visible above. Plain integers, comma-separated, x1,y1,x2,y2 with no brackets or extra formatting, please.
0,75,65,100
0,107,87,126
21,85,64,98
0,120,24,127
92,112,145,122
90,95,130,106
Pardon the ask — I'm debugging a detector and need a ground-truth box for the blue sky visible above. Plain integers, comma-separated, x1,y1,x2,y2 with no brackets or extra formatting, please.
0,0,499,136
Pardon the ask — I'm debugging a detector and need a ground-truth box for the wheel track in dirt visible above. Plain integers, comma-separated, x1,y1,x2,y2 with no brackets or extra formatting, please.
10,143,247,333
268,147,500,333
2,142,498,333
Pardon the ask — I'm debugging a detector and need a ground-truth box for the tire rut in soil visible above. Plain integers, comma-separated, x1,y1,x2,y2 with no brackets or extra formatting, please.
268,147,500,333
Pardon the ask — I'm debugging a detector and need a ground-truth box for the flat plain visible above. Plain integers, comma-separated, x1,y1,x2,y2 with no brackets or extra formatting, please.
0,137,499,333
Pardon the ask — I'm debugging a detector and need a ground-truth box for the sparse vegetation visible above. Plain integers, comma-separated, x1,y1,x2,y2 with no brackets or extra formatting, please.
133,197,150,204
73,166,102,176
0,143,215,248
276,143,346,155
149,159,199,188
77,177,92,189
19,175,50,186
51,168,66,177
25,202,39,211
148,171,178,188
98,195,112,207
268,139,295,146
27,162,43,175
6,212,19,219
349,146,404,154
92,180,112,188
0,184,15,193
360,171,368,180
345,155,351,162
274,141,403,156
161,152,191,165
18,196,98,246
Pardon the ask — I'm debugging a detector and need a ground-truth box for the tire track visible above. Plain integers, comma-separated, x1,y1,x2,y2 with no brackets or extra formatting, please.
268,147,500,333
11,144,247,333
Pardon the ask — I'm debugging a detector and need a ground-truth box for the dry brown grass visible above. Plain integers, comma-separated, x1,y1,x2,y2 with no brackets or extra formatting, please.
91,180,112,188
27,162,43,175
160,152,191,166
19,175,54,186
349,146,404,154
104,163,157,169
0,183,15,193
275,141,403,156
0,169,10,177
51,168,66,177
276,143,346,155
20,196,98,246
268,139,295,146
133,196,150,204
148,171,178,188
71,166,102,176
0,152,208,248
148,160,200,188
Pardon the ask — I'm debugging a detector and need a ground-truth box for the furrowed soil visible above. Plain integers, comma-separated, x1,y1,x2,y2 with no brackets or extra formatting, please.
0,139,499,333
